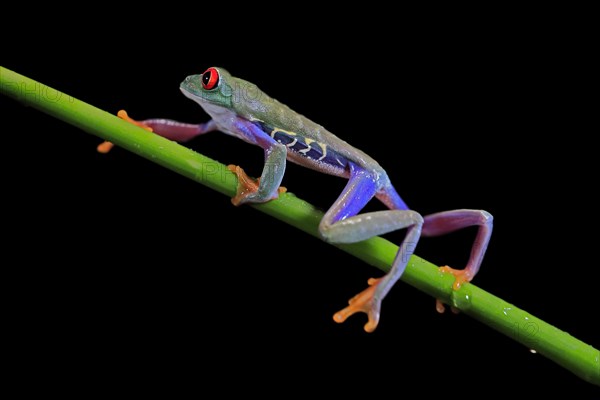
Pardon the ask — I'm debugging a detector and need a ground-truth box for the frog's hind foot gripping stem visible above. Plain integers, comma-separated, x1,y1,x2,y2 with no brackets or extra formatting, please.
439,265,474,291
421,209,493,314
435,265,474,314
333,277,383,333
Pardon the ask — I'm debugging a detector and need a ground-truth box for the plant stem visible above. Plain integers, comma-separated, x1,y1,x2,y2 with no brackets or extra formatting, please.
2,66,598,386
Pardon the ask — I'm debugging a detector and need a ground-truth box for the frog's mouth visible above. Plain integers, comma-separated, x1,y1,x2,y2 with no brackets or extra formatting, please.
180,74,209,102
180,85,235,122
180,81,204,103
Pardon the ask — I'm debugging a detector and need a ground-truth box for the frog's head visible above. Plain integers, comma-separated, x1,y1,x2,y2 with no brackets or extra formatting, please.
180,67,236,112
181,67,271,119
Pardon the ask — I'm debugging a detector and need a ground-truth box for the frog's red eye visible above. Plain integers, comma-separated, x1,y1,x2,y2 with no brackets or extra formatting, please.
202,67,220,90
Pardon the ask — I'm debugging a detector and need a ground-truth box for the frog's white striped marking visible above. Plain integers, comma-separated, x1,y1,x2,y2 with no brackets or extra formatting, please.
268,128,330,161
270,128,298,147
272,128,297,136
299,138,315,155
317,142,327,161
270,128,297,137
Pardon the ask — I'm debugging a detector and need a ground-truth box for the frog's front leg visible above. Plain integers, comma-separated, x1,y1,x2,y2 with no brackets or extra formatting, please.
320,163,423,332
227,121,287,205
97,110,218,153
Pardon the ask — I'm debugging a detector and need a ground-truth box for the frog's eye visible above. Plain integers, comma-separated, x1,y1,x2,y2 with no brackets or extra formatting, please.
202,67,220,90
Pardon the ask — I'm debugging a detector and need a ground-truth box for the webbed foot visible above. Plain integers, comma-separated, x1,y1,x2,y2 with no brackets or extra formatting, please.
439,265,473,290
435,265,473,314
226,165,286,206
333,277,382,333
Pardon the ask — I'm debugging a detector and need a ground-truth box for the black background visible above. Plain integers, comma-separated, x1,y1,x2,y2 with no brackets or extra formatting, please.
2,8,598,395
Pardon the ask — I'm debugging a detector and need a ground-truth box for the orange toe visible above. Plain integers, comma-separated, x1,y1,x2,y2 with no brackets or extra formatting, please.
97,141,115,154
435,299,446,314
435,299,461,314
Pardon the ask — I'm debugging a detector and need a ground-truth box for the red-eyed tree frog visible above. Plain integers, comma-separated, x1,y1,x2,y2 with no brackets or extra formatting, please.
99,67,493,332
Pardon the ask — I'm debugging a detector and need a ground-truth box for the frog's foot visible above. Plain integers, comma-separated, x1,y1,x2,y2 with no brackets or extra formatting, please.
439,265,473,290
226,165,286,206
97,110,154,153
435,265,473,314
333,277,382,333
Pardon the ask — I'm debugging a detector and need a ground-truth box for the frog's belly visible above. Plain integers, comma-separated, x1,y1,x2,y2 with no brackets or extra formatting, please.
286,150,350,178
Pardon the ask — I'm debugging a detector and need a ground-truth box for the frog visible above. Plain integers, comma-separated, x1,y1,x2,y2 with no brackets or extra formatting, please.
99,67,493,332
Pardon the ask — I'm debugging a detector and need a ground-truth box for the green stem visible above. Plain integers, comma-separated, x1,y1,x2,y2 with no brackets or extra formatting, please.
2,66,598,386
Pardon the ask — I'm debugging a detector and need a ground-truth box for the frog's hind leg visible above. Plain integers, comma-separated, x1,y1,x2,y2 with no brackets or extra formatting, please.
421,209,493,312
319,163,423,332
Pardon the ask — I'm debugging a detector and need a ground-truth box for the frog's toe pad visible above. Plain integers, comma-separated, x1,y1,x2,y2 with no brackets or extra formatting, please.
97,141,115,154
435,299,460,314
333,277,382,333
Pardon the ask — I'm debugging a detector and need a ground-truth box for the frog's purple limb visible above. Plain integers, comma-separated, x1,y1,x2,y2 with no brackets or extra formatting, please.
376,184,409,210
98,110,218,153
422,210,493,292
139,118,218,142
321,162,423,332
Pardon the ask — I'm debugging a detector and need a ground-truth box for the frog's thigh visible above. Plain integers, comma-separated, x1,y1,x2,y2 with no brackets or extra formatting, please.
319,164,421,243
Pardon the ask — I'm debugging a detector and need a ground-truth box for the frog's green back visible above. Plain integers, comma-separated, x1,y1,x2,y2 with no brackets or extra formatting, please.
230,75,383,172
